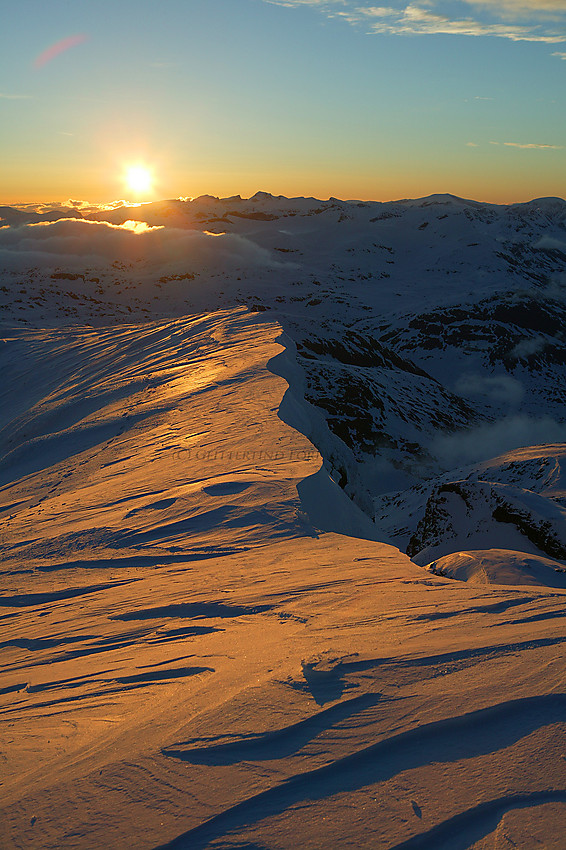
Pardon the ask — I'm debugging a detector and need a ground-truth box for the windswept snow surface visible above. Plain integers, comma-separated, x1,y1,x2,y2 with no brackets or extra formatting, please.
1,193,565,849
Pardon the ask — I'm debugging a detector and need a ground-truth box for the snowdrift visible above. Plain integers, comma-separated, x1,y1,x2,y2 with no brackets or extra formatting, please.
426,548,566,588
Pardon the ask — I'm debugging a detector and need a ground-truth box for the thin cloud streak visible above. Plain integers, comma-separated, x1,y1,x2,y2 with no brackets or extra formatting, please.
464,0,566,15
263,0,343,5
490,140,563,149
503,142,563,149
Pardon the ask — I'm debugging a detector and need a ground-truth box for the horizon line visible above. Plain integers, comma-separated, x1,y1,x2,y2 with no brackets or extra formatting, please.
3,191,566,210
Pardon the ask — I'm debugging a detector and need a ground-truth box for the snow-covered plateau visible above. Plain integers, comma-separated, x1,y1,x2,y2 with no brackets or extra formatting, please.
1,192,565,848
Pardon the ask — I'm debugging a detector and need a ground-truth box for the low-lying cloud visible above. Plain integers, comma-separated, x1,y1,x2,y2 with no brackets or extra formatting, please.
432,415,566,468
534,235,566,252
509,336,549,359
0,218,281,276
454,373,524,405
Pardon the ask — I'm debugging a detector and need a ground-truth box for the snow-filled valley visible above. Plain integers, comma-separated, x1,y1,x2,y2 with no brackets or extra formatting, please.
1,193,565,848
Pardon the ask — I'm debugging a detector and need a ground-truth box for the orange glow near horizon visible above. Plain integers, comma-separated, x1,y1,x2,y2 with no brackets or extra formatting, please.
1,164,563,208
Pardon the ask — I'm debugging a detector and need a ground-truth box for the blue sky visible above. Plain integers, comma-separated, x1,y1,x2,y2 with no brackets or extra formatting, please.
1,0,564,202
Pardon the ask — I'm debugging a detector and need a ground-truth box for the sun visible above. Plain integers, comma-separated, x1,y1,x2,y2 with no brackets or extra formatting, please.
124,165,153,197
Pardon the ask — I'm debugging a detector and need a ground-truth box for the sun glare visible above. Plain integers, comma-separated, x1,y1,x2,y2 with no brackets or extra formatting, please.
124,165,153,197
